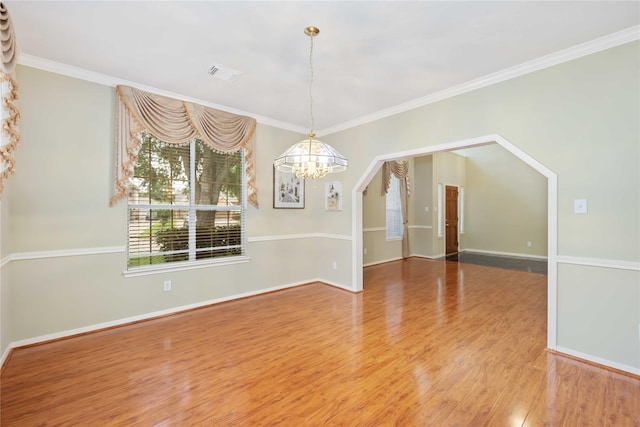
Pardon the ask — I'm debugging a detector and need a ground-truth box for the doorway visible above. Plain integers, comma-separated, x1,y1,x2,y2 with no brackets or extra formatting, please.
445,185,459,255
352,134,558,350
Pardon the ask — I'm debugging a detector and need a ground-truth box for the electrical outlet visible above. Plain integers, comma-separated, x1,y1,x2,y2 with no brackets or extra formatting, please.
527,241,532,247
332,261,337,270
163,280,171,291
364,248,367,255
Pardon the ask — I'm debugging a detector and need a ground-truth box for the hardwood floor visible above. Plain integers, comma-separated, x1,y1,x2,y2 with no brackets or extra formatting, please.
1,258,639,426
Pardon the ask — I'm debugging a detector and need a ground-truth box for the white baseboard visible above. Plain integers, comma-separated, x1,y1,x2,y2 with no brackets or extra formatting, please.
409,254,439,260
1,343,11,369
364,254,452,266
556,346,640,376
318,278,359,293
363,257,403,267
8,278,350,350
5,282,637,380
463,248,548,260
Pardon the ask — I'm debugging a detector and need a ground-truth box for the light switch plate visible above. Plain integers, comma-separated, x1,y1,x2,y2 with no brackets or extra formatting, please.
574,199,588,214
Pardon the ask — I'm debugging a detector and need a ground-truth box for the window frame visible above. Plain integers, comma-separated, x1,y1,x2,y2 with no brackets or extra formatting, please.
124,136,249,277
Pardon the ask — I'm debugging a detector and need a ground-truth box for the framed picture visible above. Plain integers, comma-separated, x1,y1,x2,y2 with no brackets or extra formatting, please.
273,167,305,209
325,181,343,211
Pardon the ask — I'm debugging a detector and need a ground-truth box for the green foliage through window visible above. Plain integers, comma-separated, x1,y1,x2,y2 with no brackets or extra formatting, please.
127,134,245,268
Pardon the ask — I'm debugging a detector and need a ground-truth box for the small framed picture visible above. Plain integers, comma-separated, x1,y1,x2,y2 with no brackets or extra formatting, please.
273,167,305,209
325,181,343,211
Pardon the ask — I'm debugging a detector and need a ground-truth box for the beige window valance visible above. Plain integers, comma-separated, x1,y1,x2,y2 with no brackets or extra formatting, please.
0,1,20,199
383,160,411,258
382,160,410,197
110,85,258,208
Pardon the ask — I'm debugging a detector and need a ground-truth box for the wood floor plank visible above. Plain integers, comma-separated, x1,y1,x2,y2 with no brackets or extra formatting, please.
2,258,639,425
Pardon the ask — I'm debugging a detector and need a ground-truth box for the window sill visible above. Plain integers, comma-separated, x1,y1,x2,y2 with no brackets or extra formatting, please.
123,255,251,278
386,237,403,242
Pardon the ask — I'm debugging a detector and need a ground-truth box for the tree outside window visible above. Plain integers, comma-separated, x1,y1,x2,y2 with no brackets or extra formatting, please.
128,133,245,268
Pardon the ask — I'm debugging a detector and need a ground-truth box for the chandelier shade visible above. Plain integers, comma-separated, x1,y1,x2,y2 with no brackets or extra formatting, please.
274,134,348,179
274,26,348,179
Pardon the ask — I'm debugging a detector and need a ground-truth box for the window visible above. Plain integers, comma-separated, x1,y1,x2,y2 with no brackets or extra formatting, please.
386,174,403,240
127,134,245,270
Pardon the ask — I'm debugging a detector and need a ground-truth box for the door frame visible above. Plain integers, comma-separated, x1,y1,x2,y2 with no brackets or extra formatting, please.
351,133,557,350
444,183,461,256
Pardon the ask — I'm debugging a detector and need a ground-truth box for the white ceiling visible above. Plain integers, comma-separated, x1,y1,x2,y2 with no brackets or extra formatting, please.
7,1,640,134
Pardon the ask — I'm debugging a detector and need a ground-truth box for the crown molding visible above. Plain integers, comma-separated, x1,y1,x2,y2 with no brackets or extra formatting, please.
318,25,640,137
17,25,639,138
17,54,308,135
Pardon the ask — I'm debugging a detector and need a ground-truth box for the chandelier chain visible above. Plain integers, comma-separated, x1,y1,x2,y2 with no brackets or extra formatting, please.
309,33,315,135
272,26,348,180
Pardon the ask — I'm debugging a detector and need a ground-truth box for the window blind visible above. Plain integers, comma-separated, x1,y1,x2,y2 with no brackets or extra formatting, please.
127,134,245,269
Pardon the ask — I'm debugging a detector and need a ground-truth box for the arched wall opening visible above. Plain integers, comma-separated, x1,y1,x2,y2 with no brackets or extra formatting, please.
350,133,558,349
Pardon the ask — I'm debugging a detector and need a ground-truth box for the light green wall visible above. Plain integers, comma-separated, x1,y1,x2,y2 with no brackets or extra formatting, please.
411,155,434,258
558,264,639,367
457,144,547,257
362,167,385,230
8,69,120,252
0,199,9,358
1,190,11,358
9,66,348,250
362,165,403,265
7,238,351,340
321,41,639,369
324,41,639,262
3,65,352,344
363,144,548,263
2,41,639,372
0,269,9,358
362,151,467,264
361,157,440,265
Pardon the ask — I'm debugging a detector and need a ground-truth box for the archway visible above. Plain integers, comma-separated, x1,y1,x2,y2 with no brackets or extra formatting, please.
351,133,558,349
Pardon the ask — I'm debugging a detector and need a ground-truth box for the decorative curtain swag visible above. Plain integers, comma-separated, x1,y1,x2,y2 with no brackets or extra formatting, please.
0,2,18,74
383,160,411,258
0,2,19,199
110,85,258,208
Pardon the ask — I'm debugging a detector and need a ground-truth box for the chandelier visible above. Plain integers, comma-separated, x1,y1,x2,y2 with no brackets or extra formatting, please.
274,26,348,179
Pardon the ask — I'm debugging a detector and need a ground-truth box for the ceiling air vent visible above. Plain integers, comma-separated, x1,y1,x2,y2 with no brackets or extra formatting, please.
207,63,242,82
